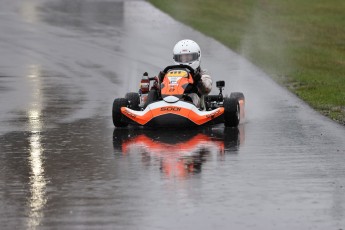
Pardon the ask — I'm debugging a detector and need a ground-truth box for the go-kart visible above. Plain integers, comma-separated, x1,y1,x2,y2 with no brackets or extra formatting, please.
112,65,245,128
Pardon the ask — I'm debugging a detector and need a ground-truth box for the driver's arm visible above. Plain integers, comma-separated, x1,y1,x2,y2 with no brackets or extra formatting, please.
193,71,202,83
158,71,166,83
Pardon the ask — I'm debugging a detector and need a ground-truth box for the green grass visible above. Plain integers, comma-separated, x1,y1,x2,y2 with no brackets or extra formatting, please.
148,0,345,124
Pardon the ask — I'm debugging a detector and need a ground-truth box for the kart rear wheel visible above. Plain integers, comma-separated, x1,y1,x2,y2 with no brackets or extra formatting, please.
125,92,140,111
230,92,245,120
230,92,245,101
112,98,129,127
224,97,240,127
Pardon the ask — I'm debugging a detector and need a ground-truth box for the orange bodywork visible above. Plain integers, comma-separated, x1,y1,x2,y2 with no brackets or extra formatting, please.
121,107,152,125
188,107,224,125
121,106,224,126
160,70,193,97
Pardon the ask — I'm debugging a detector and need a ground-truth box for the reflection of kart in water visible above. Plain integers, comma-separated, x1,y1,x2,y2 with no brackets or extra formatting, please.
112,65,245,128
113,127,244,178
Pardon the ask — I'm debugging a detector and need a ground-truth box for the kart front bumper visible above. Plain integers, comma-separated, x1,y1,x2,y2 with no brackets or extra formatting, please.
121,101,224,127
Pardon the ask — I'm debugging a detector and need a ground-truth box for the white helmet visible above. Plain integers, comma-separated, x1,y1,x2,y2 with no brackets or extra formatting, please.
173,39,201,71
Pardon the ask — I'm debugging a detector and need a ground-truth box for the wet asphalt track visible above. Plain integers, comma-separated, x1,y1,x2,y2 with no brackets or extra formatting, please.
0,0,345,229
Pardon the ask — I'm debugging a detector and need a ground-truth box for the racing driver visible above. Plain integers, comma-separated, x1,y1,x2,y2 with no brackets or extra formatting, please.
159,39,212,108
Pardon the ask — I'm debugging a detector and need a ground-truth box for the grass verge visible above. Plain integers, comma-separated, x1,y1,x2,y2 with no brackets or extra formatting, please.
148,0,345,124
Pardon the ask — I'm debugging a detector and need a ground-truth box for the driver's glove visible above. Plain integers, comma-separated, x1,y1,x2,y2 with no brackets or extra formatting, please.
158,71,166,82
193,72,202,83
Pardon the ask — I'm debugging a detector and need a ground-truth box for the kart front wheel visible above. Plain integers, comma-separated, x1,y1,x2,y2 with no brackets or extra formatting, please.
125,92,140,111
112,98,129,127
224,97,240,127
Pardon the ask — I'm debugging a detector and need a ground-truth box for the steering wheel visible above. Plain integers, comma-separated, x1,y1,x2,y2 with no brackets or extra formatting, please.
163,65,195,75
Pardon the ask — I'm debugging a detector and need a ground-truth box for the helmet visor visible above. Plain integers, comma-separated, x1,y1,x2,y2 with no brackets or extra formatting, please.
174,53,199,63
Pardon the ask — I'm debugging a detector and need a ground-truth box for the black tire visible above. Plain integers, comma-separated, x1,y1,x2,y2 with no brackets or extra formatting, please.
230,92,245,101
224,97,240,127
144,90,158,108
112,98,129,127
125,92,140,111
